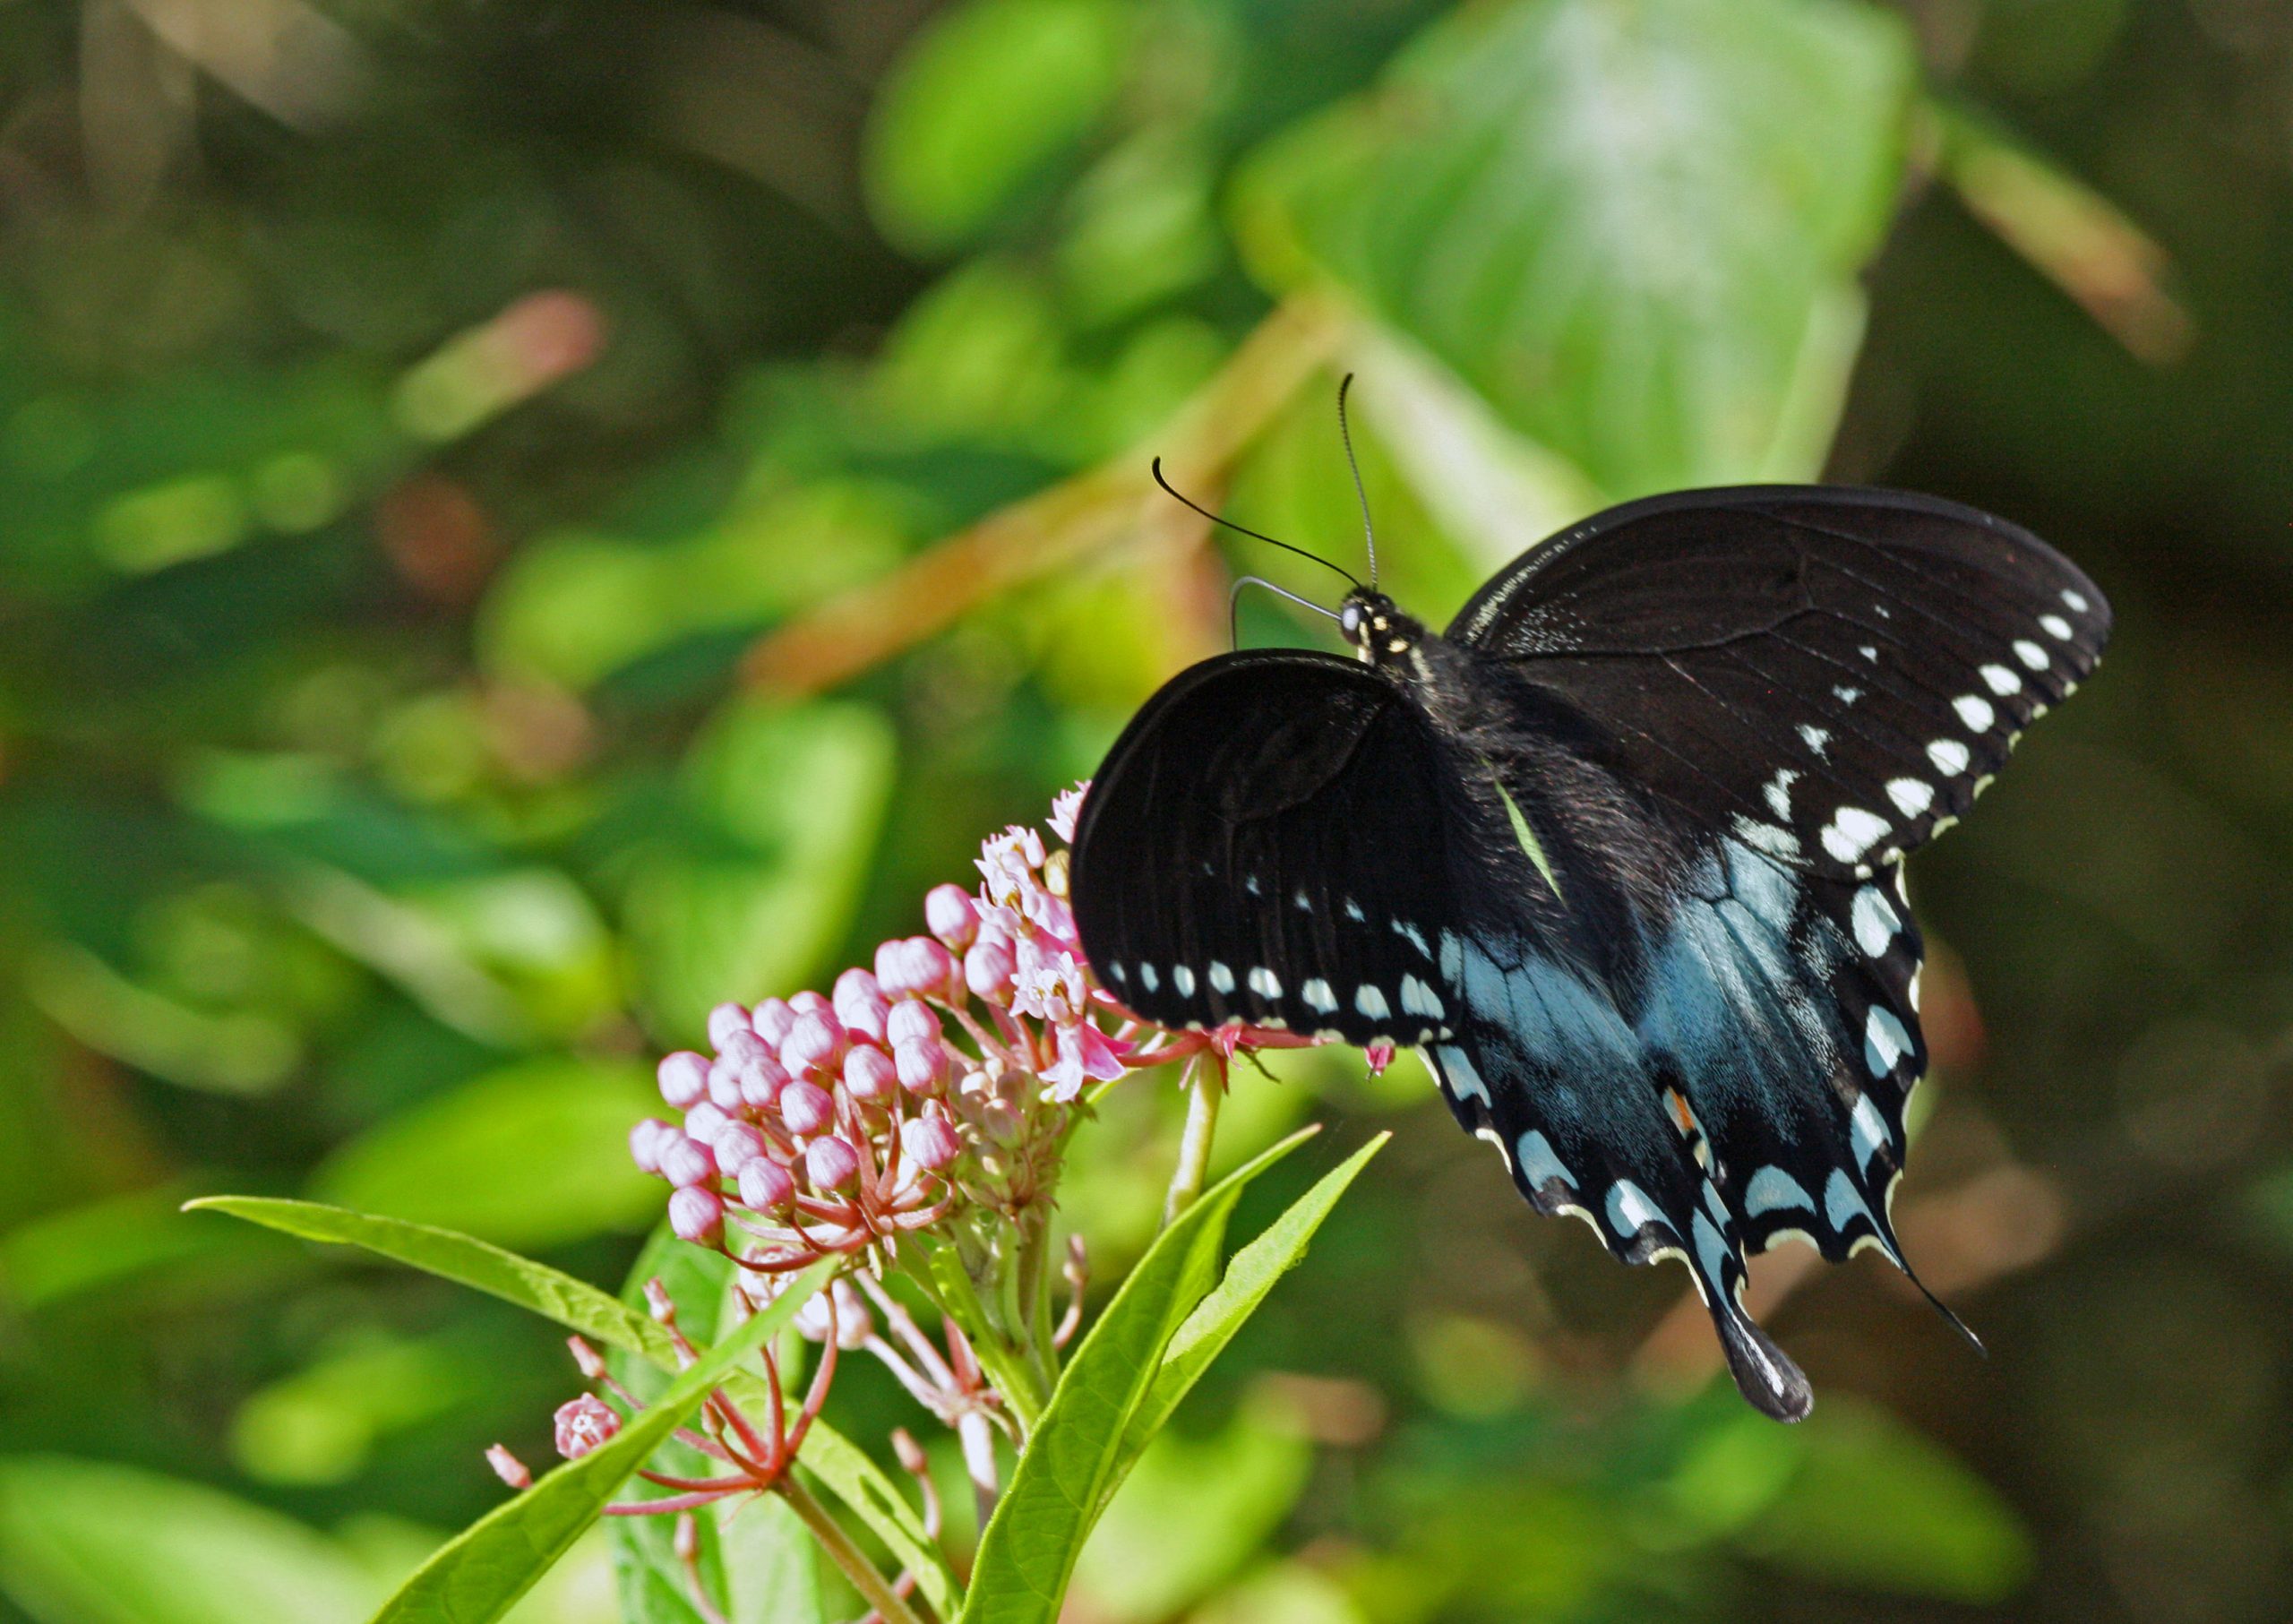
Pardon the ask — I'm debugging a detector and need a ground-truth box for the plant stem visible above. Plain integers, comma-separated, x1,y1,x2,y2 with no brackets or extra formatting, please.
1163,1055,1225,1227
776,1474,931,1624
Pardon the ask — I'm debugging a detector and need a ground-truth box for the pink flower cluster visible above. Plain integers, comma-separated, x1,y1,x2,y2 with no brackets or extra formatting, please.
628,783,1164,1269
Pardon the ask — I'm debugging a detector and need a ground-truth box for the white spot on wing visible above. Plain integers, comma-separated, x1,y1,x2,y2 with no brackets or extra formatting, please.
1732,816,1799,859
1850,1092,1892,1168
1247,966,1282,1000
1864,1006,1911,1077
1886,778,1934,818
1172,965,1194,996
1516,1130,1570,1191
1859,645,1878,662
1953,694,1996,732
1851,885,1898,957
1207,961,1234,994
1745,1166,1813,1217
1435,1044,1488,1106
1393,920,1430,958
1301,978,1337,1014
1927,738,1971,776
1980,663,2022,696
1764,769,1799,819
1799,724,1830,758
2062,589,2090,612
1139,963,1159,992
1834,685,1863,705
1343,898,1365,922
2040,614,2074,640
1820,806,1890,864
1606,1181,1667,1238
1398,975,1443,1018
2014,639,2049,670
1355,984,1390,1021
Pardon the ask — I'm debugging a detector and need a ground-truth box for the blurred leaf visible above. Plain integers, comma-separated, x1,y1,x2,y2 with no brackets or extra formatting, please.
1737,1396,2032,1603
959,1128,1317,1624
0,1456,377,1624
24,941,301,1096
0,1183,277,1310
1121,1133,1388,1467
626,700,897,1043
312,1057,659,1250
371,1258,836,1624
1242,0,1915,496
231,1332,478,1487
1076,1393,1314,1623
865,0,1130,253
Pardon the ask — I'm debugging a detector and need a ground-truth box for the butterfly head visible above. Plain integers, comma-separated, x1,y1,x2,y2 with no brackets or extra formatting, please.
1339,590,1421,664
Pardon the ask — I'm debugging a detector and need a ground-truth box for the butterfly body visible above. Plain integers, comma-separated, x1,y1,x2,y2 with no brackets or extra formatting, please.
1071,484,2108,1420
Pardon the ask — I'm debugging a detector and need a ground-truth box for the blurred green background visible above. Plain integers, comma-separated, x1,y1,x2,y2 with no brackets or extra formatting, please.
2,1,2289,1620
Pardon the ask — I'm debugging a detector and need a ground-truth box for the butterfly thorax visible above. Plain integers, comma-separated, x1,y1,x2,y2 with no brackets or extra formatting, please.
1337,590,1428,667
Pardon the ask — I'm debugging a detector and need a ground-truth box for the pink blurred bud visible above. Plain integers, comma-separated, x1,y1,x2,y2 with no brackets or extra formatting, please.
893,1037,950,1097
892,1428,928,1474
779,1078,835,1137
1365,1039,1396,1076
554,1394,623,1458
644,1279,675,1322
668,1184,726,1247
712,1120,770,1172
629,1118,674,1174
876,935,955,1001
682,1100,731,1147
886,1000,940,1047
706,1002,752,1051
1049,782,1087,842
834,967,882,1012
796,1278,872,1347
705,1058,748,1112
486,1444,532,1489
781,1010,848,1076
843,1044,898,1104
842,994,890,1046
738,1054,790,1113
788,990,833,1017
966,935,1018,1004
805,1136,861,1190
674,1509,701,1564
902,1113,962,1172
978,1099,1025,1148
925,883,979,950
751,997,796,1047
738,1156,795,1213
658,1134,718,1189
657,1051,709,1109
567,1336,609,1380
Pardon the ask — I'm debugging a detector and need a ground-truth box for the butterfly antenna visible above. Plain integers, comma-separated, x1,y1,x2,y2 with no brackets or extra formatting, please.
1152,459,1361,590
1229,574,1341,649
1335,373,1378,589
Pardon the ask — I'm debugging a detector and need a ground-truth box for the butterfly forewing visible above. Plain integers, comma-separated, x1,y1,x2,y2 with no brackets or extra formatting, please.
1070,650,1461,1046
1451,486,2110,876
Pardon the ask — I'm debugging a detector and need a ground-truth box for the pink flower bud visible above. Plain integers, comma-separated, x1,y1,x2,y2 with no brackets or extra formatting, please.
834,967,882,1013
705,1058,748,1112
668,1184,726,1247
925,883,979,950
658,1134,718,1189
738,1054,790,1113
886,1000,940,1047
1049,781,1087,842
966,935,1018,1004
876,935,955,1001
751,997,796,1047
738,1156,795,1212
706,1002,752,1051
842,995,890,1046
978,1098,1025,1147
779,1078,834,1137
796,1278,872,1347
1365,1039,1396,1076
682,1100,731,1147
657,1051,709,1109
805,1136,860,1190
644,1279,675,1323
712,1120,769,1172
486,1444,532,1489
629,1118,674,1174
843,1044,898,1104
788,990,833,1018
554,1394,623,1458
567,1336,609,1380
781,1010,847,1076
892,1427,927,1474
902,1113,962,1172
893,1037,949,1097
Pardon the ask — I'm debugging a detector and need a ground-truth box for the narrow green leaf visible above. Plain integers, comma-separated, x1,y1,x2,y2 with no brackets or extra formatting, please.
370,1258,837,1624
1119,1134,1388,1472
185,1197,681,1368
193,1199,953,1618
958,1129,1318,1624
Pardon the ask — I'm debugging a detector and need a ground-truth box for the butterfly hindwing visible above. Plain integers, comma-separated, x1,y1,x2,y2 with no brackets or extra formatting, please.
1450,485,2110,877
1069,650,1462,1045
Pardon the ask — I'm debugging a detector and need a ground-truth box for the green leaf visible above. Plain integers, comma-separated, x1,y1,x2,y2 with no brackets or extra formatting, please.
1244,0,1915,497
311,1057,661,1250
958,1129,1318,1624
625,699,897,1044
864,0,1129,253
184,1197,683,1366
1119,1134,1388,1471
0,1456,379,1624
1738,1396,2032,1603
371,1257,837,1624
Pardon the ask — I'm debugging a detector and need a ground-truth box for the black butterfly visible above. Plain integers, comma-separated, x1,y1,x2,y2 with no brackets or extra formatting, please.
1069,429,2108,1421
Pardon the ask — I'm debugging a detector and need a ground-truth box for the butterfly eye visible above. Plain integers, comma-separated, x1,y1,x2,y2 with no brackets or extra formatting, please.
1340,603,1363,638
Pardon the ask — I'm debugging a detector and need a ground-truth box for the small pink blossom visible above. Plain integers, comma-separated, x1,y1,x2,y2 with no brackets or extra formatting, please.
658,1135,717,1189
886,1000,940,1046
554,1394,623,1459
806,1137,860,1190
924,883,978,950
780,1078,834,1136
669,1185,726,1246
629,1118,673,1174
893,1036,949,1097
875,935,955,1001
486,1444,532,1489
751,997,796,1047
706,1002,752,1052
1048,781,1087,842
965,933,1018,1004
738,1157,794,1212
657,1052,709,1109
902,1113,961,1172
1043,1021,1127,1101
843,1045,898,1104
781,1010,848,1077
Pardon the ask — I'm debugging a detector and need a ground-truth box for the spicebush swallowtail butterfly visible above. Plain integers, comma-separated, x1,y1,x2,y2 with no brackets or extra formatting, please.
1070,434,2108,1422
